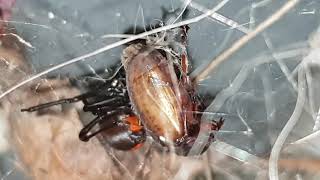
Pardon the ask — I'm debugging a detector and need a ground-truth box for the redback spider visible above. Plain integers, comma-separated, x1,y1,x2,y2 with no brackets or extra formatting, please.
21,18,223,156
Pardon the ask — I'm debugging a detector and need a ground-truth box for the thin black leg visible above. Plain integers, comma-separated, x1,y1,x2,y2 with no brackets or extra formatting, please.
21,94,89,112
78,108,132,142
79,115,107,141
83,97,128,112
89,106,132,116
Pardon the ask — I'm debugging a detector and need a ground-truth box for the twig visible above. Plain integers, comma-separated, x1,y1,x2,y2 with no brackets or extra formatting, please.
269,66,306,180
193,0,301,84
185,0,250,34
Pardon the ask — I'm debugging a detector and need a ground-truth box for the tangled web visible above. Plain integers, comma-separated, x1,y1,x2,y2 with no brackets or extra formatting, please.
0,0,320,179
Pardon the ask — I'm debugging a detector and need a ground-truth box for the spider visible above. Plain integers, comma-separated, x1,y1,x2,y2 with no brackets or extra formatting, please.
22,16,223,156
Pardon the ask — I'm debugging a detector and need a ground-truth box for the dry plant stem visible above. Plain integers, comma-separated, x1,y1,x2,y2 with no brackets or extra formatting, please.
193,0,301,84
305,64,317,128
0,0,230,100
204,153,213,180
260,32,316,123
188,46,307,155
0,20,53,30
305,65,318,129
107,150,134,180
262,32,317,124
262,32,298,91
261,68,276,123
269,67,306,180
292,130,320,144
184,0,250,34
170,0,191,24
285,50,319,127
0,33,34,48
101,34,138,39
249,0,273,30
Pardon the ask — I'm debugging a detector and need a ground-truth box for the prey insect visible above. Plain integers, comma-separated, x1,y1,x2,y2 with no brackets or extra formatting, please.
22,24,223,156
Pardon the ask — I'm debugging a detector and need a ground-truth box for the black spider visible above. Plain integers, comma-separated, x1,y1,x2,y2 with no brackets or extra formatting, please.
22,66,146,150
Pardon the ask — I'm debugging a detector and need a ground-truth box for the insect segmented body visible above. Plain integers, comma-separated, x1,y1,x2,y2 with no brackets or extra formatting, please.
122,41,223,155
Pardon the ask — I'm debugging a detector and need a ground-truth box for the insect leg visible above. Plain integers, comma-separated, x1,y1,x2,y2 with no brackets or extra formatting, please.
213,117,224,131
179,25,191,85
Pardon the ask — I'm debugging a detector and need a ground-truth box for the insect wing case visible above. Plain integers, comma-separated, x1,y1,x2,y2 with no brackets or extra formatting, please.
123,44,186,144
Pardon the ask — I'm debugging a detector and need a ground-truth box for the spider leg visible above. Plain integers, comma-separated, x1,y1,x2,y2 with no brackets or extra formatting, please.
79,115,108,141
22,75,127,113
21,94,90,112
79,106,133,141
83,96,129,112
81,79,127,107
87,105,131,116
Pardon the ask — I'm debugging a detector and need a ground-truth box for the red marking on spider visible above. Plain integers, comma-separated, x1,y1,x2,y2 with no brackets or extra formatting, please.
125,116,143,132
131,143,143,150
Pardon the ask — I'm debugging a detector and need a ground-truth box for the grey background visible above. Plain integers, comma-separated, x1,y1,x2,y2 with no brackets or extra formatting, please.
1,0,320,179
13,0,319,153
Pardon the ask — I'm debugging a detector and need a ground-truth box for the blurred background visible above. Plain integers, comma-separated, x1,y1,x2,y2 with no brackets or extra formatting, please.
0,0,320,179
